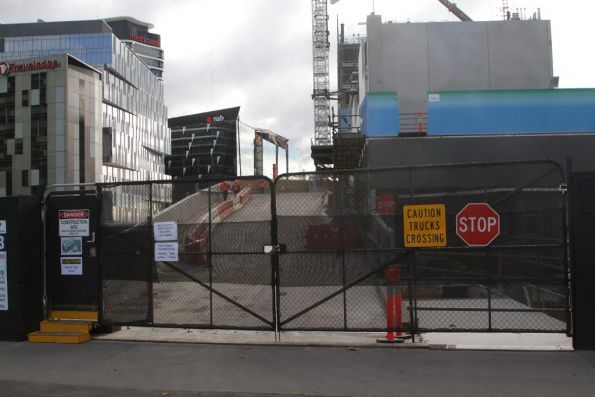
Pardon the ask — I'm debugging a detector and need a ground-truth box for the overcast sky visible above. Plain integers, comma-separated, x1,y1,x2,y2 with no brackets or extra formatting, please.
1,0,593,170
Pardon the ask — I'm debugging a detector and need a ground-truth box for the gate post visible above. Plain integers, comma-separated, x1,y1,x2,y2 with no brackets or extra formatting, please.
270,177,280,340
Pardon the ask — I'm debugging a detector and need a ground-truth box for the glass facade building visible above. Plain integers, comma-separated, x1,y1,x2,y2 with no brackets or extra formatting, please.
0,18,170,220
0,54,103,197
166,107,299,200
104,17,164,80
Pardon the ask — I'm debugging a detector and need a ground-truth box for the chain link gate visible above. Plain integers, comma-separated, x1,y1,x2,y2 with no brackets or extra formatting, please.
61,160,571,337
99,177,277,331
274,160,570,335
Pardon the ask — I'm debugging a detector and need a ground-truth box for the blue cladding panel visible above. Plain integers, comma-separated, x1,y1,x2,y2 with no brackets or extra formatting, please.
428,89,595,135
359,92,399,136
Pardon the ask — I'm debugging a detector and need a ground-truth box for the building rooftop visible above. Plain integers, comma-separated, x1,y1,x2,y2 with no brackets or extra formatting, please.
0,19,112,37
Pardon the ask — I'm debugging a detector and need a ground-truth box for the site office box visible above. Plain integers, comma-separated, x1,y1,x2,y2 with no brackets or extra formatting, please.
0,196,42,341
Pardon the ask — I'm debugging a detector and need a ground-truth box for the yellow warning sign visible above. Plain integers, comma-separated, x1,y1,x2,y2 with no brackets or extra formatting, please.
403,204,447,247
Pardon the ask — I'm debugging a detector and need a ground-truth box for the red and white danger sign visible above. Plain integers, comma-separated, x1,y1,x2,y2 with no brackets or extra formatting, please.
59,209,90,237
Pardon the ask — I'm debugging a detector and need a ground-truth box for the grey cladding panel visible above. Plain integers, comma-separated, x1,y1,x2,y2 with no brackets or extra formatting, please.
377,23,429,113
364,19,553,115
488,21,552,88
428,23,490,91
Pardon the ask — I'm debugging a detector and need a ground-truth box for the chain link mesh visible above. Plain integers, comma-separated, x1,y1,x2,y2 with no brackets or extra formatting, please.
99,161,569,333
100,177,274,329
276,161,568,332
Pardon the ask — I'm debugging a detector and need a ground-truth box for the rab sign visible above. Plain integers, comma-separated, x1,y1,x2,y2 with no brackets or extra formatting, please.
456,203,500,247
0,59,60,76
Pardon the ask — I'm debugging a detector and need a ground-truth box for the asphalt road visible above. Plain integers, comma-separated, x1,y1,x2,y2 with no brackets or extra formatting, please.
0,340,594,397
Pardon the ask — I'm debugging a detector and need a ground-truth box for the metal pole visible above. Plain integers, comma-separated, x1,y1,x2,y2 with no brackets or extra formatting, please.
487,249,492,331
270,177,280,340
209,183,213,327
41,195,48,320
483,165,492,331
148,182,154,325
339,175,347,330
564,158,574,339
409,167,417,341
96,184,104,323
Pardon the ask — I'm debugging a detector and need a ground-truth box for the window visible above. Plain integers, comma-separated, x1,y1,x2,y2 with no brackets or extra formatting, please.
21,170,28,187
31,73,46,105
15,138,23,154
22,90,28,107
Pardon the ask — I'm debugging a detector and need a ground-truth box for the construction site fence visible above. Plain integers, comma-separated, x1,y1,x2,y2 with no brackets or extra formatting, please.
96,160,570,335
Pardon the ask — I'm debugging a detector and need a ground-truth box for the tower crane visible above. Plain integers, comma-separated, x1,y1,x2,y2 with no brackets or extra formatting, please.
311,0,333,148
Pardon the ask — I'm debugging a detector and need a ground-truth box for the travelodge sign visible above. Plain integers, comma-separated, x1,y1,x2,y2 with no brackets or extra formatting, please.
0,59,61,76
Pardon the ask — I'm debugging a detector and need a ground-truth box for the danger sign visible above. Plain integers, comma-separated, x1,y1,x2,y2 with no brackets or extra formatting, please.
456,203,500,246
59,209,90,237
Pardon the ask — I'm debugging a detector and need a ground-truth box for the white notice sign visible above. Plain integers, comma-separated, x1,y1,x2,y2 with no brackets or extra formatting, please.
0,251,8,311
61,237,83,256
0,220,6,234
59,210,90,237
153,221,178,242
428,93,441,102
60,257,83,275
154,242,179,262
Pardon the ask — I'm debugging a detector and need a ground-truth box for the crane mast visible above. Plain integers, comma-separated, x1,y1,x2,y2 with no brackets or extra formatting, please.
311,0,332,147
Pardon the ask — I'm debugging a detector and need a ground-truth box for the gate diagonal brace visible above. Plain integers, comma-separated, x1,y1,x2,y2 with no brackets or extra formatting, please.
279,251,412,328
159,261,274,328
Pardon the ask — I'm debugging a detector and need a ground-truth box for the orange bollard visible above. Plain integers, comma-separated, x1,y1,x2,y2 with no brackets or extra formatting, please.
379,264,405,344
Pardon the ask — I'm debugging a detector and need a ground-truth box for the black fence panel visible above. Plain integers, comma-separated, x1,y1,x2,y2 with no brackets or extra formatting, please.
100,183,153,326
99,177,275,330
275,161,569,333
94,160,569,335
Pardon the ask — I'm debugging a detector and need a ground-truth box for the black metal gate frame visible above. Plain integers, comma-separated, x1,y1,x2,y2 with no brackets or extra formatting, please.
98,176,278,331
41,183,99,320
272,160,571,336
48,160,572,336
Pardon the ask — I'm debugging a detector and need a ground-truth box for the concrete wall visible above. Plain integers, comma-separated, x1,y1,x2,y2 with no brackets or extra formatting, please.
363,15,553,115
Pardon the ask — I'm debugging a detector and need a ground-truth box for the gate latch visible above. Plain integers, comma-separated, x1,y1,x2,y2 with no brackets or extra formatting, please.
263,244,287,255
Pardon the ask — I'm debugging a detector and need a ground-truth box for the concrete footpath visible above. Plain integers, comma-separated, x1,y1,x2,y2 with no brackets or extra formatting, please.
94,327,574,351
0,338,594,397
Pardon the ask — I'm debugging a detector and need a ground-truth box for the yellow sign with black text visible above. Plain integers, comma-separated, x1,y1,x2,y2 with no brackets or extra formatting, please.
403,204,447,247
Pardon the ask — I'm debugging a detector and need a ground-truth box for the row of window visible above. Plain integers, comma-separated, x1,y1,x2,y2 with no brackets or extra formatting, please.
3,34,112,52
128,42,164,59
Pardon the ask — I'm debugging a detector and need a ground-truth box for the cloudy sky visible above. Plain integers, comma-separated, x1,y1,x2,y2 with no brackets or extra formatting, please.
1,0,593,170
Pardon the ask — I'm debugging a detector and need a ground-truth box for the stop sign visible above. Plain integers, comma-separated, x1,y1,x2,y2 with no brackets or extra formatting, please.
376,194,395,215
456,203,500,246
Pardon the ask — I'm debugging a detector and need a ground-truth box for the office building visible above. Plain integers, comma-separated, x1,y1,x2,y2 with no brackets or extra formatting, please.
167,107,298,201
0,18,169,207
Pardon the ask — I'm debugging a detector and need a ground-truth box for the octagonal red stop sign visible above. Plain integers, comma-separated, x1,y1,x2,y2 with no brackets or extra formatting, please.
456,203,500,246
